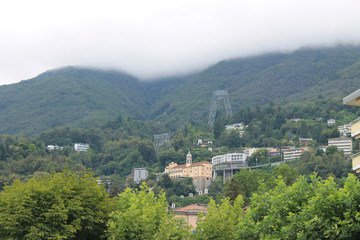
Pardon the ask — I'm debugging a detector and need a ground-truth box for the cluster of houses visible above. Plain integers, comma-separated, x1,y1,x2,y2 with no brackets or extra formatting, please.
46,143,89,152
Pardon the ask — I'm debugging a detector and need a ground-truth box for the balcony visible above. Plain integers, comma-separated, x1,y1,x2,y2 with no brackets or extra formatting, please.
352,152,360,173
350,117,360,139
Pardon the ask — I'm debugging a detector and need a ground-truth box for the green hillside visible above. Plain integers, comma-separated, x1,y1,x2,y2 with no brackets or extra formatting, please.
0,67,147,135
1,45,360,136
151,45,360,126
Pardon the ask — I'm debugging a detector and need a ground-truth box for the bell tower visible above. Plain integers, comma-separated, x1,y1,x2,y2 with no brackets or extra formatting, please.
186,151,192,167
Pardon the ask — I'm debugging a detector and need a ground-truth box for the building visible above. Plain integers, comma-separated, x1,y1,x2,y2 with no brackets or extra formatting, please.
338,124,352,137
207,147,220,152
173,204,207,229
46,145,63,151
165,152,212,194
198,140,213,148
343,89,360,172
288,118,301,122
328,119,336,126
74,143,89,152
299,138,313,146
211,152,247,165
267,148,281,157
327,137,352,155
225,123,244,131
132,168,149,183
282,147,309,161
329,136,353,154
244,148,258,158
318,145,328,152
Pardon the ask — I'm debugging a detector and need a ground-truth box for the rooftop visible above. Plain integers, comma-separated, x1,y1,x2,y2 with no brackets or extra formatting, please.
328,137,352,141
174,204,207,213
170,161,211,169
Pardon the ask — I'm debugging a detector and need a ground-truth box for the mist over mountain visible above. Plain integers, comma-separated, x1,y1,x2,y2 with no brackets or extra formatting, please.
1,45,360,136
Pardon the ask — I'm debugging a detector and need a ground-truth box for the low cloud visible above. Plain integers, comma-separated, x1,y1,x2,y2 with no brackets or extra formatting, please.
1,0,360,84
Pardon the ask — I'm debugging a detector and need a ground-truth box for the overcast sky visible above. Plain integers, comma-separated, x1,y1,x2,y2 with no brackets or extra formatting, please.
1,0,360,85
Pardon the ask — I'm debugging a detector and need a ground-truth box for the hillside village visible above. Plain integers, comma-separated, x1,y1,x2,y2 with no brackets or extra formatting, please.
23,110,356,229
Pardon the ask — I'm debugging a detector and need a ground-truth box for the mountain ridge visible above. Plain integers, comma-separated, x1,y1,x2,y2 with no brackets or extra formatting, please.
1,45,360,135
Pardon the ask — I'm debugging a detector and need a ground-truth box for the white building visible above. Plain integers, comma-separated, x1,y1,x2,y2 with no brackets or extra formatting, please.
46,145,63,151
225,123,244,131
328,119,336,126
74,143,89,152
212,153,247,165
244,148,258,158
282,147,307,161
338,124,351,137
133,168,149,183
328,137,352,155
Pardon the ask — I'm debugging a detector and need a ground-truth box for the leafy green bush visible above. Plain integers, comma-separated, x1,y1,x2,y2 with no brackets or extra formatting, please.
0,170,113,240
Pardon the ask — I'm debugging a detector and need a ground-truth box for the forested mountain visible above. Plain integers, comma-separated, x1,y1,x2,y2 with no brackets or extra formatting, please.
1,45,360,135
0,67,147,135
151,45,360,126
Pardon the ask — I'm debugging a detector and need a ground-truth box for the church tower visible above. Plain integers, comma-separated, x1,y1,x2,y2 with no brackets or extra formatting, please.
186,151,192,167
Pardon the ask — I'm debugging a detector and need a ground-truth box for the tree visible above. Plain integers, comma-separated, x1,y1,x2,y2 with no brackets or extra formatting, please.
271,164,298,184
185,124,197,144
224,131,241,148
208,176,224,200
235,174,360,240
107,183,191,240
326,145,338,155
289,149,351,179
224,169,270,204
172,133,191,151
195,196,244,240
158,149,185,167
0,170,113,240
213,115,225,140
248,149,268,166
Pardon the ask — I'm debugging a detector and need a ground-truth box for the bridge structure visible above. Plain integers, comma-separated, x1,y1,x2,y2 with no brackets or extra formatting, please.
212,161,283,183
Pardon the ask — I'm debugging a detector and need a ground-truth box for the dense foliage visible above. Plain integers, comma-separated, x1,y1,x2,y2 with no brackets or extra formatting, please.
236,174,360,239
0,95,356,193
0,171,113,240
218,98,358,148
224,165,299,204
107,183,191,240
195,196,244,240
288,148,352,179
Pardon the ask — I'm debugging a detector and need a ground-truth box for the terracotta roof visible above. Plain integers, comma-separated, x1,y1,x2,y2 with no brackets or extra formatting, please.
174,204,207,212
